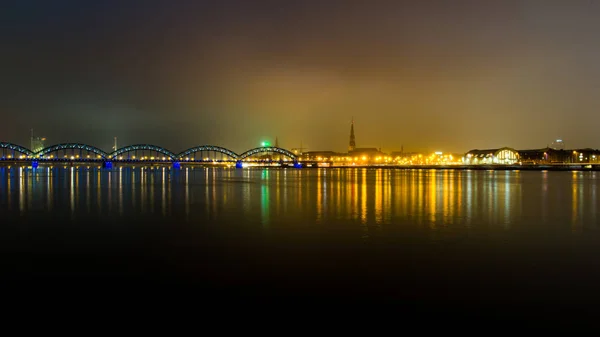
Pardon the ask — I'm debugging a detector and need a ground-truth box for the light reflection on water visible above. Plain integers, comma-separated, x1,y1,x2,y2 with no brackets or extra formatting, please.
0,166,599,236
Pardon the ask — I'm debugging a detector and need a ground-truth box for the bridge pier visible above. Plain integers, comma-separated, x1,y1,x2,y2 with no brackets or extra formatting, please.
32,160,39,169
236,160,243,169
103,161,113,169
173,161,181,169
293,161,302,169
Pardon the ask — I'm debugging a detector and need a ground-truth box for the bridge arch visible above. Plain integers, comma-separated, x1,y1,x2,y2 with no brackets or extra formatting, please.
177,145,239,160
36,143,109,159
109,144,177,161
239,147,297,161
0,142,34,158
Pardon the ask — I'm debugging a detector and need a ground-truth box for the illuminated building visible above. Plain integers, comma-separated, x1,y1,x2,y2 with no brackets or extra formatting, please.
463,147,519,165
301,151,346,161
349,148,385,162
346,118,385,162
390,151,417,159
518,148,562,164
467,147,600,165
518,148,600,164
568,148,600,163
300,118,386,165
550,139,565,150
30,129,46,154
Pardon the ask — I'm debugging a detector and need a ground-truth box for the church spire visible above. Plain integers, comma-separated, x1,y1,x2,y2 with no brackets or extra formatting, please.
275,136,279,148
349,117,356,152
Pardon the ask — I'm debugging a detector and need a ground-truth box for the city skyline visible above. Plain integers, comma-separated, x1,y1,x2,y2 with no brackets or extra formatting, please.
4,116,596,156
1,119,593,157
2,1,600,153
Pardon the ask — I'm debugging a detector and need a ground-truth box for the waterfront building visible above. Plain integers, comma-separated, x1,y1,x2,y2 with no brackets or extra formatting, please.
301,151,345,161
565,148,600,163
518,148,567,164
345,118,386,163
348,147,386,163
463,147,520,165
464,147,600,164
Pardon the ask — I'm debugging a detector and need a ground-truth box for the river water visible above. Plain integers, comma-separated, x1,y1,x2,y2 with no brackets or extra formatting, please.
1,166,599,321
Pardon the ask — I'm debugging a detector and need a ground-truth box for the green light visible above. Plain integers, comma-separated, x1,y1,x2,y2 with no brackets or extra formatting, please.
261,141,270,147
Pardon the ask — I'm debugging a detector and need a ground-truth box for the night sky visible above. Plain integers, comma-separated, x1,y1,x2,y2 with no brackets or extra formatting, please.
2,0,600,154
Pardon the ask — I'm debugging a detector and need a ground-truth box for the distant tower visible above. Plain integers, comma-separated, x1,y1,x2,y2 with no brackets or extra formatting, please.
348,117,356,152
275,136,279,148
551,139,565,150
30,128,46,153
291,141,306,156
112,137,118,151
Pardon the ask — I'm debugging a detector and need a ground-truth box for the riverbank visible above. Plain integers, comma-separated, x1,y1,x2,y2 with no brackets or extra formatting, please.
300,163,600,171
2,161,600,171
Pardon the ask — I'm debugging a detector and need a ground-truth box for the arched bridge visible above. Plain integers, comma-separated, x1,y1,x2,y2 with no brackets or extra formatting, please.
1,142,35,158
37,143,109,159
239,147,297,161
109,144,177,161
0,142,300,167
178,145,239,161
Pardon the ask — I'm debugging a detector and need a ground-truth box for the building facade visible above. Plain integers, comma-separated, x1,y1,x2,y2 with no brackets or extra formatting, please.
463,147,520,165
464,147,600,165
30,137,46,154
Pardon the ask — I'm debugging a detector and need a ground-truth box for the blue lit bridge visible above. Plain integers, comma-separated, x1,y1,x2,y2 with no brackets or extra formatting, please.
0,142,302,168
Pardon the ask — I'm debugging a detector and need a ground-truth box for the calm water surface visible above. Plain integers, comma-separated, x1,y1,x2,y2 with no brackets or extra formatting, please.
1,166,600,319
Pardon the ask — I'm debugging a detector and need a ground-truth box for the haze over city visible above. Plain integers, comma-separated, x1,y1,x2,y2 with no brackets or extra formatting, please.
2,0,600,153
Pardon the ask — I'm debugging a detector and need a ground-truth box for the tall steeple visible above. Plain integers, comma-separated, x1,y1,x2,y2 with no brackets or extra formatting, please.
349,117,356,152
275,136,279,148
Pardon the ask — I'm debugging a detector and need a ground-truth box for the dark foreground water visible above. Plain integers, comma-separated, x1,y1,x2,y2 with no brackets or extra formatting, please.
1,166,600,322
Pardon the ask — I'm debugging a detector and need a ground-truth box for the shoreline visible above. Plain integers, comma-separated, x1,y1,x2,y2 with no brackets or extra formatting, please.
305,164,600,171
1,161,600,171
